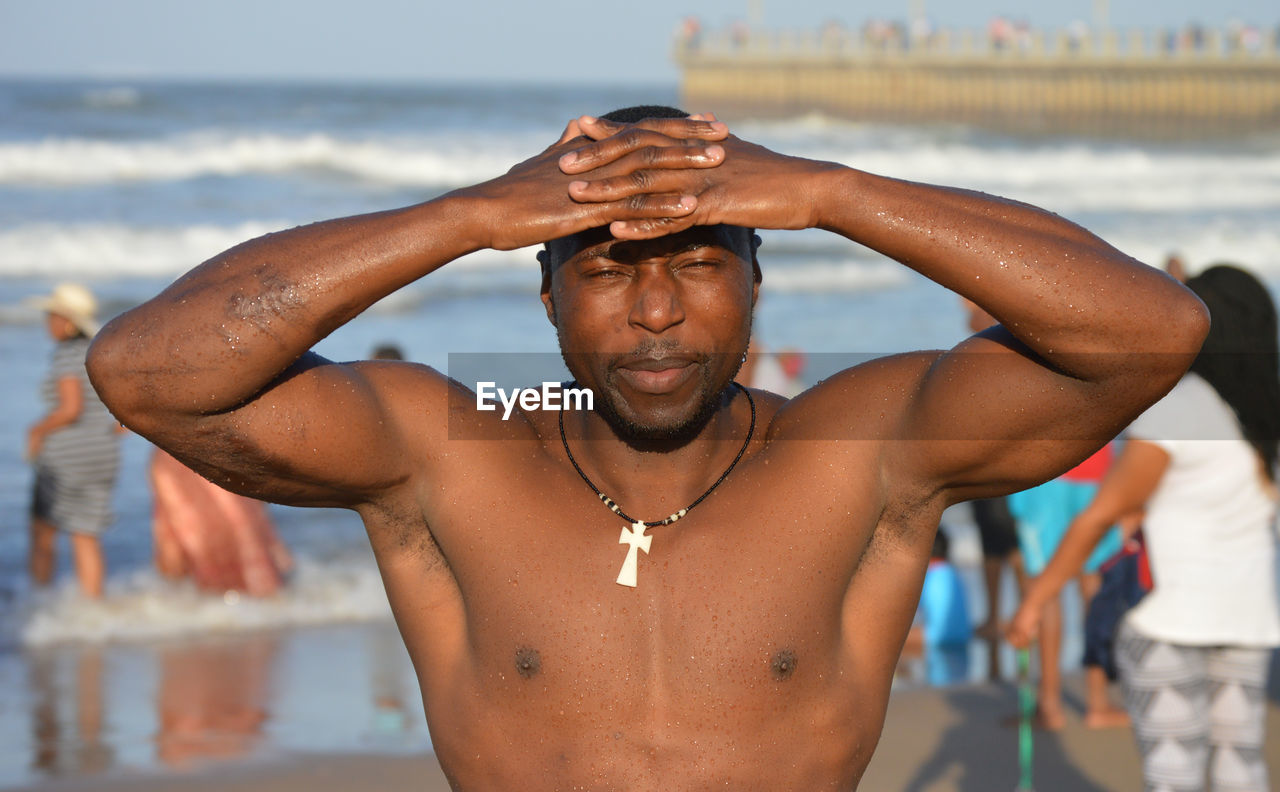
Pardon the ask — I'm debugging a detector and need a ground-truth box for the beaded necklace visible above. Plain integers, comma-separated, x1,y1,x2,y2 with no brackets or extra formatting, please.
559,382,756,587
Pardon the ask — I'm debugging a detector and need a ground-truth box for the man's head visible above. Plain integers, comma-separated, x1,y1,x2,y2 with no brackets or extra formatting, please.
537,106,760,446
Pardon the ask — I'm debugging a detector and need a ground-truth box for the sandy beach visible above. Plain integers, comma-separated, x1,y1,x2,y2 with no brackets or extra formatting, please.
10,656,1279,792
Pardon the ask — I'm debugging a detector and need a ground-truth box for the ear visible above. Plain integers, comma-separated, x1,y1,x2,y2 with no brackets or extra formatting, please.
537,250,557,327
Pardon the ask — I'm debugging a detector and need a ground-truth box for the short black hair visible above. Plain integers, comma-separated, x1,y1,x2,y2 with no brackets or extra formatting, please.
539,103,758,274
599,105,690,124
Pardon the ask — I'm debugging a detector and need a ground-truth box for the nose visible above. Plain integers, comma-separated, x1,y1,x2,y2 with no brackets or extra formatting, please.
627,267,685,334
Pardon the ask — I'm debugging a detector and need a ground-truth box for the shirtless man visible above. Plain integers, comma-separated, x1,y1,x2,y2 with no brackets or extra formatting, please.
87,106,1207,790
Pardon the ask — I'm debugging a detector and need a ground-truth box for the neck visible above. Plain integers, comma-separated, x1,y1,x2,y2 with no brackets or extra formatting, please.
562,386,751,521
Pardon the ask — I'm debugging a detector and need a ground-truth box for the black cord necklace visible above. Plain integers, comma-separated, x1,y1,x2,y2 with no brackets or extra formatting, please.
559,381,756,587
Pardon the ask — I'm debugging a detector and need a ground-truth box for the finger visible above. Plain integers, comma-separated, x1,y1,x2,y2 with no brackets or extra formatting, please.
567,192,698,234
610,215,698,241
557,196,698,243
561,131,726,175
573,115,729,147
555,118,586,146
566,146,723,203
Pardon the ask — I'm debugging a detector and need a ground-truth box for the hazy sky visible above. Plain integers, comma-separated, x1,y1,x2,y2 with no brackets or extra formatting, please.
1,0,1275,84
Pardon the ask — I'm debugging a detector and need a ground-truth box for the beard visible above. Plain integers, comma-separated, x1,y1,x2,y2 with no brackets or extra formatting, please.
560,341,745,448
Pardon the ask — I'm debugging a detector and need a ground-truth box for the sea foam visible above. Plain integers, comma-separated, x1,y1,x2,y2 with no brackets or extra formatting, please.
0,221,535,279
2,130,1279,216
0,132,527,187
16,554,393,646
3,219,1278,286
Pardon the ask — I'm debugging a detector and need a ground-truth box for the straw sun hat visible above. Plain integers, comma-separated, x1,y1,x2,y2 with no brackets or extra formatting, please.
25,282,101,337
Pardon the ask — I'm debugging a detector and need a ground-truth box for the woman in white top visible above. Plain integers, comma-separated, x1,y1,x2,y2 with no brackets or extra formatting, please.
1009,264,1280,792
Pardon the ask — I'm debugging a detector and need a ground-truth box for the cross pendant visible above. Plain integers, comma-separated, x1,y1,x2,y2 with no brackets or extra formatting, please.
616,521,652,588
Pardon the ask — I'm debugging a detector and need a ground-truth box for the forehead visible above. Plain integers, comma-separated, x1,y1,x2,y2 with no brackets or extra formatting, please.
545,225,752,268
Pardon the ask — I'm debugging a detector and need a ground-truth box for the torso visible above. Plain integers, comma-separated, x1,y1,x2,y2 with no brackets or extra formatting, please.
360,382,940,791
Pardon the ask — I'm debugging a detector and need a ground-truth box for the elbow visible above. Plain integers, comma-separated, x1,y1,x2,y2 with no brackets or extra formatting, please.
1135,281,1209,390
86,321,151,430
1164,287,1210,380
1173,287,1211,357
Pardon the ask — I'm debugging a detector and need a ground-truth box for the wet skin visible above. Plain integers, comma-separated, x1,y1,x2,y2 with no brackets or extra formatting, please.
87,115,1208,790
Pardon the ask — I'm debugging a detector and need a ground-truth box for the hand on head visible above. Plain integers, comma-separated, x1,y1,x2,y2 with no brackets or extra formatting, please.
556,112,833,240
472,113,728,251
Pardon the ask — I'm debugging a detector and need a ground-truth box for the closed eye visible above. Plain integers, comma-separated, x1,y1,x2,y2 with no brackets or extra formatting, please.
586,267,628,279
676,258,721,273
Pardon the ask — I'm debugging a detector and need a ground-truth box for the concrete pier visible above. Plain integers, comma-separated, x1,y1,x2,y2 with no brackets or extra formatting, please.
674,25,1280,137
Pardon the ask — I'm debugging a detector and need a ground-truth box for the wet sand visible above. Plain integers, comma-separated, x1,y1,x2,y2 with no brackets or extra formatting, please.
5,613,1275,792
13,666,1280,792
870,666,1280,791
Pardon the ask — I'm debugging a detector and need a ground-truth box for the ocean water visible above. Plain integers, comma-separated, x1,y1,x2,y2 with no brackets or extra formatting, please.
1,77,1279,783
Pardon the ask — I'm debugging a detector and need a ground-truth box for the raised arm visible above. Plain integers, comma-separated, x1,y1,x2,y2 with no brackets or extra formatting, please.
817,168,1206,501
562,118,1208,501
87,118,728,507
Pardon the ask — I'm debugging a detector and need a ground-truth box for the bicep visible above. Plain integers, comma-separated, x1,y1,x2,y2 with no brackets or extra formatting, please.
145,354,447,508
890,327,1163,503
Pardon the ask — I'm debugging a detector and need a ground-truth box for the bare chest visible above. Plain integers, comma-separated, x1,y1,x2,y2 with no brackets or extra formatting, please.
367,455,916,790
408,463,879,686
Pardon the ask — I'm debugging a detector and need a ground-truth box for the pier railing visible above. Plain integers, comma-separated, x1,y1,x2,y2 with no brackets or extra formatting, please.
674,25,1280,136
675,25,1280,62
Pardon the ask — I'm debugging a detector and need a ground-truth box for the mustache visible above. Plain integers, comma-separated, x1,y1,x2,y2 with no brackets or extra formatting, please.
621,338,690,361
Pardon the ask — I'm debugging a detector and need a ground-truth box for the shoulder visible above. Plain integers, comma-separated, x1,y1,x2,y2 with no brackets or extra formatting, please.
352,359,545,446
763,351,942,443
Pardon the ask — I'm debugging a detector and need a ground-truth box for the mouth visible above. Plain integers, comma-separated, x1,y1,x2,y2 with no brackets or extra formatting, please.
613,356,699,395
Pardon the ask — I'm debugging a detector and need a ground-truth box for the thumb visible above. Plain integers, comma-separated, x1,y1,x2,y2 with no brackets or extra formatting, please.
556,118,585,145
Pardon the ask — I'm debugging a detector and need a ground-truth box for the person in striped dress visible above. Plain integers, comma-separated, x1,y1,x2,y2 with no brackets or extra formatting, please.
25,283,121,599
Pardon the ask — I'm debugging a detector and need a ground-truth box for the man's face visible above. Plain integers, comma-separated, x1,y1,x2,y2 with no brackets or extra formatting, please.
541,225,759,444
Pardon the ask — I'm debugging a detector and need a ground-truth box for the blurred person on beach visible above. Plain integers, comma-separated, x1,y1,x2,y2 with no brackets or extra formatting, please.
899,526,972,686
1008,444,1130,730
150,448,292,598
25,283,120,600
87,106,1207,789
739,332,805,397
1010,264,1280,791
960,298,1024,681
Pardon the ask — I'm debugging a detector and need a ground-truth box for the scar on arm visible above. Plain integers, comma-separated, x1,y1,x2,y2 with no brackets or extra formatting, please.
225,267,307,336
